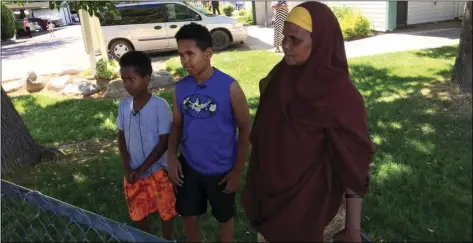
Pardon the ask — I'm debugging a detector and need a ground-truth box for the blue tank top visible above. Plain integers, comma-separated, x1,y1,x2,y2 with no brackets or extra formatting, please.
176,68,237,175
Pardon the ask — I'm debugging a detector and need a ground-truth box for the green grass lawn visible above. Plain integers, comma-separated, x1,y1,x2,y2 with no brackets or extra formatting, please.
4,46,472,242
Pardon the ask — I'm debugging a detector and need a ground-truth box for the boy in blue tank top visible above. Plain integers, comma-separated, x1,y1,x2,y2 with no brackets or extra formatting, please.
167,23,251,242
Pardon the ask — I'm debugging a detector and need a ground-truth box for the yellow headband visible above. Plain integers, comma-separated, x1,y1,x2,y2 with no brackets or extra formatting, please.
286,6,312,33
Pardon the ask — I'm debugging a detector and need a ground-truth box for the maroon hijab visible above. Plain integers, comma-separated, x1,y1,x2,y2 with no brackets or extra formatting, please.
241,2,375,242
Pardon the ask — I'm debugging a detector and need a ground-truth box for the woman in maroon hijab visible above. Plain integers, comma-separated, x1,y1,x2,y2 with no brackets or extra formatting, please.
241,2,375,242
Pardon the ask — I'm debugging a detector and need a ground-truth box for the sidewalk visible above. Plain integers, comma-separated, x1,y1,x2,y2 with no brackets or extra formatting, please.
1,26,90,82
245,26,460,58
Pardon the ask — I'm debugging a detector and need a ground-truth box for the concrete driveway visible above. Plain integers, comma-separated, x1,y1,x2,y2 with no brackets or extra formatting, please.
1,26,90,82
244,26,460,58
1,26,179,82
344,28,460,58
0,25,205,82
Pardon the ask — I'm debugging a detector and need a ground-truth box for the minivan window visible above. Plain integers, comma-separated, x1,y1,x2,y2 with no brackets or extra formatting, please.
185,2,215,17
101,4,167,26
166,3,202,22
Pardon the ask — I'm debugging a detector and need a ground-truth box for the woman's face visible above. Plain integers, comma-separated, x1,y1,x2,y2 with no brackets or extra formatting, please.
282,22,312,66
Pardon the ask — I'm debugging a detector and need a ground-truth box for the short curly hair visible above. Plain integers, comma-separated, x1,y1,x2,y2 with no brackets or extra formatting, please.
175,22,213,51
119,51,153,77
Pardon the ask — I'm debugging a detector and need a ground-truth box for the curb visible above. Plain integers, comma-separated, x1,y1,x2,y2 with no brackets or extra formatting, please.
397,27,460,36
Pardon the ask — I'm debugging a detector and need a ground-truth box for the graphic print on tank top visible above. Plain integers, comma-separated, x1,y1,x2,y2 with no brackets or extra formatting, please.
182,94,218,119
180,92,220,148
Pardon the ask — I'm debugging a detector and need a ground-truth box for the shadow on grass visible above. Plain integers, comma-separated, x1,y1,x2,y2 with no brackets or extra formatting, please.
349,64,471,242
413,45,458,59
11,95,120,146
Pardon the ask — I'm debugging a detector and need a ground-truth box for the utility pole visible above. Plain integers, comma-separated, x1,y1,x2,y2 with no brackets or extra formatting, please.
252,1,256,25
264,0,268,27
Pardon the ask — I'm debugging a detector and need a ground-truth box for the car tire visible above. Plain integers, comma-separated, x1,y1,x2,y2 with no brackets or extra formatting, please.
110,40,134,59
211,30,230,51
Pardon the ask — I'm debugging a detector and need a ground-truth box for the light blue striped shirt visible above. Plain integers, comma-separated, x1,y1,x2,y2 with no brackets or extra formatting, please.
116,95,172,178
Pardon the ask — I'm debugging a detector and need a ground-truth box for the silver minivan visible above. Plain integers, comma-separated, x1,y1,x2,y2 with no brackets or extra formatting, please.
101,1,248,59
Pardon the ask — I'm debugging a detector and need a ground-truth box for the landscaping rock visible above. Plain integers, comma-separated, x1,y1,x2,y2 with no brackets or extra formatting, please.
87,79,98,86
62,81,99,96
149,71,174,89
59,69,81,76
102,71,174,98
3,80,23,93
96,79,112,89
47,75,73,91
103,79,129,98
24,71,46,93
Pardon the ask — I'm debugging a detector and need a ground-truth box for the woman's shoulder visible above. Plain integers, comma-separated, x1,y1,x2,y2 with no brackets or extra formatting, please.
259,61,284,94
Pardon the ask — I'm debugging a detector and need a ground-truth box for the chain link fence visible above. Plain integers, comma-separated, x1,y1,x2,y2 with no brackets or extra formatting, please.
1,179,168,242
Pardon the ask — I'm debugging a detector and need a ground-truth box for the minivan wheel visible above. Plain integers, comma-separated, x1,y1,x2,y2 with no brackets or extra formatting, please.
110,40,134,59
211,30,230,51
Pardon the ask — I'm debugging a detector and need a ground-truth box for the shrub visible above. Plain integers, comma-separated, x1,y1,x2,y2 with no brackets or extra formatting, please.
339,12,372,40
330,6,372,40
331,6,353,19
222,4,234,17
15,21,25,31
237,9,253,25
1,3,17,40
95,59,119,81
238,8,246,16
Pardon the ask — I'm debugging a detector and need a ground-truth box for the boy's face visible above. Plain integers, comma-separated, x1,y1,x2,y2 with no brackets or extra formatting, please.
177,39,212,76
120,66,149,97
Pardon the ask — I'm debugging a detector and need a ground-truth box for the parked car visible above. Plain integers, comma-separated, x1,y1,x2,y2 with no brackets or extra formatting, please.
27,18,48,31
100,1,248,59
15,20,42,37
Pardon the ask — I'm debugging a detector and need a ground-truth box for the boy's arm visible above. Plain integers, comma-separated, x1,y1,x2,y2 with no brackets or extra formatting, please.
118,130,131,173
116,101,131,173
229,81,251,174
136,134,169,175
136,100,173,175
168,90,182,158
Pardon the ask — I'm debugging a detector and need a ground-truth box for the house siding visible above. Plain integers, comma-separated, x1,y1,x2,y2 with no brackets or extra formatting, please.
457,1,467,18
324,1,388,32
287,1,305,11
254,1,314,26
407,2,458,25
254,1,272,26
253,1,466,31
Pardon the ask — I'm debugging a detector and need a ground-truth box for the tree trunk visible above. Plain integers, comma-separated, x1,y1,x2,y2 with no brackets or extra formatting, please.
452,1,472,92
1,87,43,175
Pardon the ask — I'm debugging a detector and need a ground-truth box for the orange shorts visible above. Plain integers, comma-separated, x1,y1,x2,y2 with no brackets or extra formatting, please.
123,169,177,222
